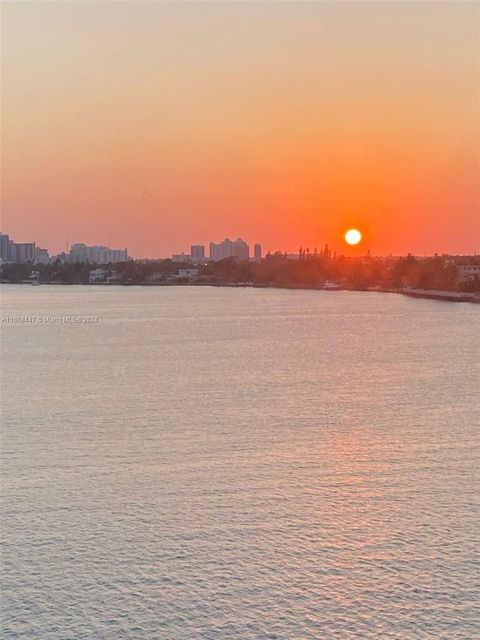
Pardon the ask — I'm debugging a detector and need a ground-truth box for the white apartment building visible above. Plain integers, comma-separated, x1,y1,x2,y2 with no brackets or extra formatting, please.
209,237,249,261
89,269,106,283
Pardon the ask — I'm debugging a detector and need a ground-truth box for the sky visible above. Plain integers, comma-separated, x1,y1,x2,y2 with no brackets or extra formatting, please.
1,1,479,258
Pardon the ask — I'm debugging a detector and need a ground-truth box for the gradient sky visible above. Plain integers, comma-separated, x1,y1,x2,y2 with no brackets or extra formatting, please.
2,1,479,257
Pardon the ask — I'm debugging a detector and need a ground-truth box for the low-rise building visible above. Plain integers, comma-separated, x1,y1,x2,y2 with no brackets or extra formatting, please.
89,268,106,283
106,271,122,284
172,253,190,263
148,272,167,283
178,269,198,280
457,264,480,281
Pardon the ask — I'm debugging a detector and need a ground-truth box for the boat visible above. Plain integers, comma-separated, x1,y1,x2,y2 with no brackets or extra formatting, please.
323,281,341,291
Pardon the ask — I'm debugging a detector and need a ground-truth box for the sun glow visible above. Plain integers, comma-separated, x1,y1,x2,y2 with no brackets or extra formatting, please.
345,229,362,246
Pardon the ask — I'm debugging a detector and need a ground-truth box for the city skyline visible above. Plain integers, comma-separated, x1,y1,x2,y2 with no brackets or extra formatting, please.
3,227,479,266
1,230,263,264
2,1,479,257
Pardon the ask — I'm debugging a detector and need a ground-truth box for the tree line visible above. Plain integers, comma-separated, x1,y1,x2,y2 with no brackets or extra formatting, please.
1,253,479,292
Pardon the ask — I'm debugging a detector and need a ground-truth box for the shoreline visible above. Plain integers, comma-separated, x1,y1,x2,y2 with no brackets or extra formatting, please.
2,280,479,303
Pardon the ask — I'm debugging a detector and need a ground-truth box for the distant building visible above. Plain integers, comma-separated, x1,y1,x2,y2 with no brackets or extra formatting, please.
172,253,190,263
209,237,249,261
35,247,50,265
457,264,480,282
106,271,122,284
1,234,130,265
0,233,14,263
14,242,36,263
254,243,262,261
178,268,198,280
149,272,166,283
190,245,205,261
69,243,89,262
89,268,106,283
68,243,127,264
110,249,128,263
1,234,36,263
0,233,9,259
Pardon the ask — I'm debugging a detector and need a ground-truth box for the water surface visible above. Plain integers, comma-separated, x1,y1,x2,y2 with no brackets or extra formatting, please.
1,286,479,639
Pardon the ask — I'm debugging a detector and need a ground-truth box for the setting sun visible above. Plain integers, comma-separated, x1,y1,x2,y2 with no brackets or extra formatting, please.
345,229,362,246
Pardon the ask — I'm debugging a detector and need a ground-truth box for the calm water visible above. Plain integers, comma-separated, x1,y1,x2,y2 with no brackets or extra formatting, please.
1,285,479,639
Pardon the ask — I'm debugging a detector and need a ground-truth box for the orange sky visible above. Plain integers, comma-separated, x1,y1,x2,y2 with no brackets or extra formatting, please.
2,1,479,258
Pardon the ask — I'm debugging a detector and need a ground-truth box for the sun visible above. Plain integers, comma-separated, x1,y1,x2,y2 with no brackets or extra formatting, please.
345,228,362,246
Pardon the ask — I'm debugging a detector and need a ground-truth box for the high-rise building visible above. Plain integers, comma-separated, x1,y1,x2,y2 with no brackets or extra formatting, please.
35,247,50,265
0,233,31,263
7,239,15,262
14,242,36,263
69,243,89,262
254,243,262,261
209,241,223,262
0,233,11,263
67,243,128,264
110,249,128,263
209,237,249,261
232,238,249,260
190,245,205,261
